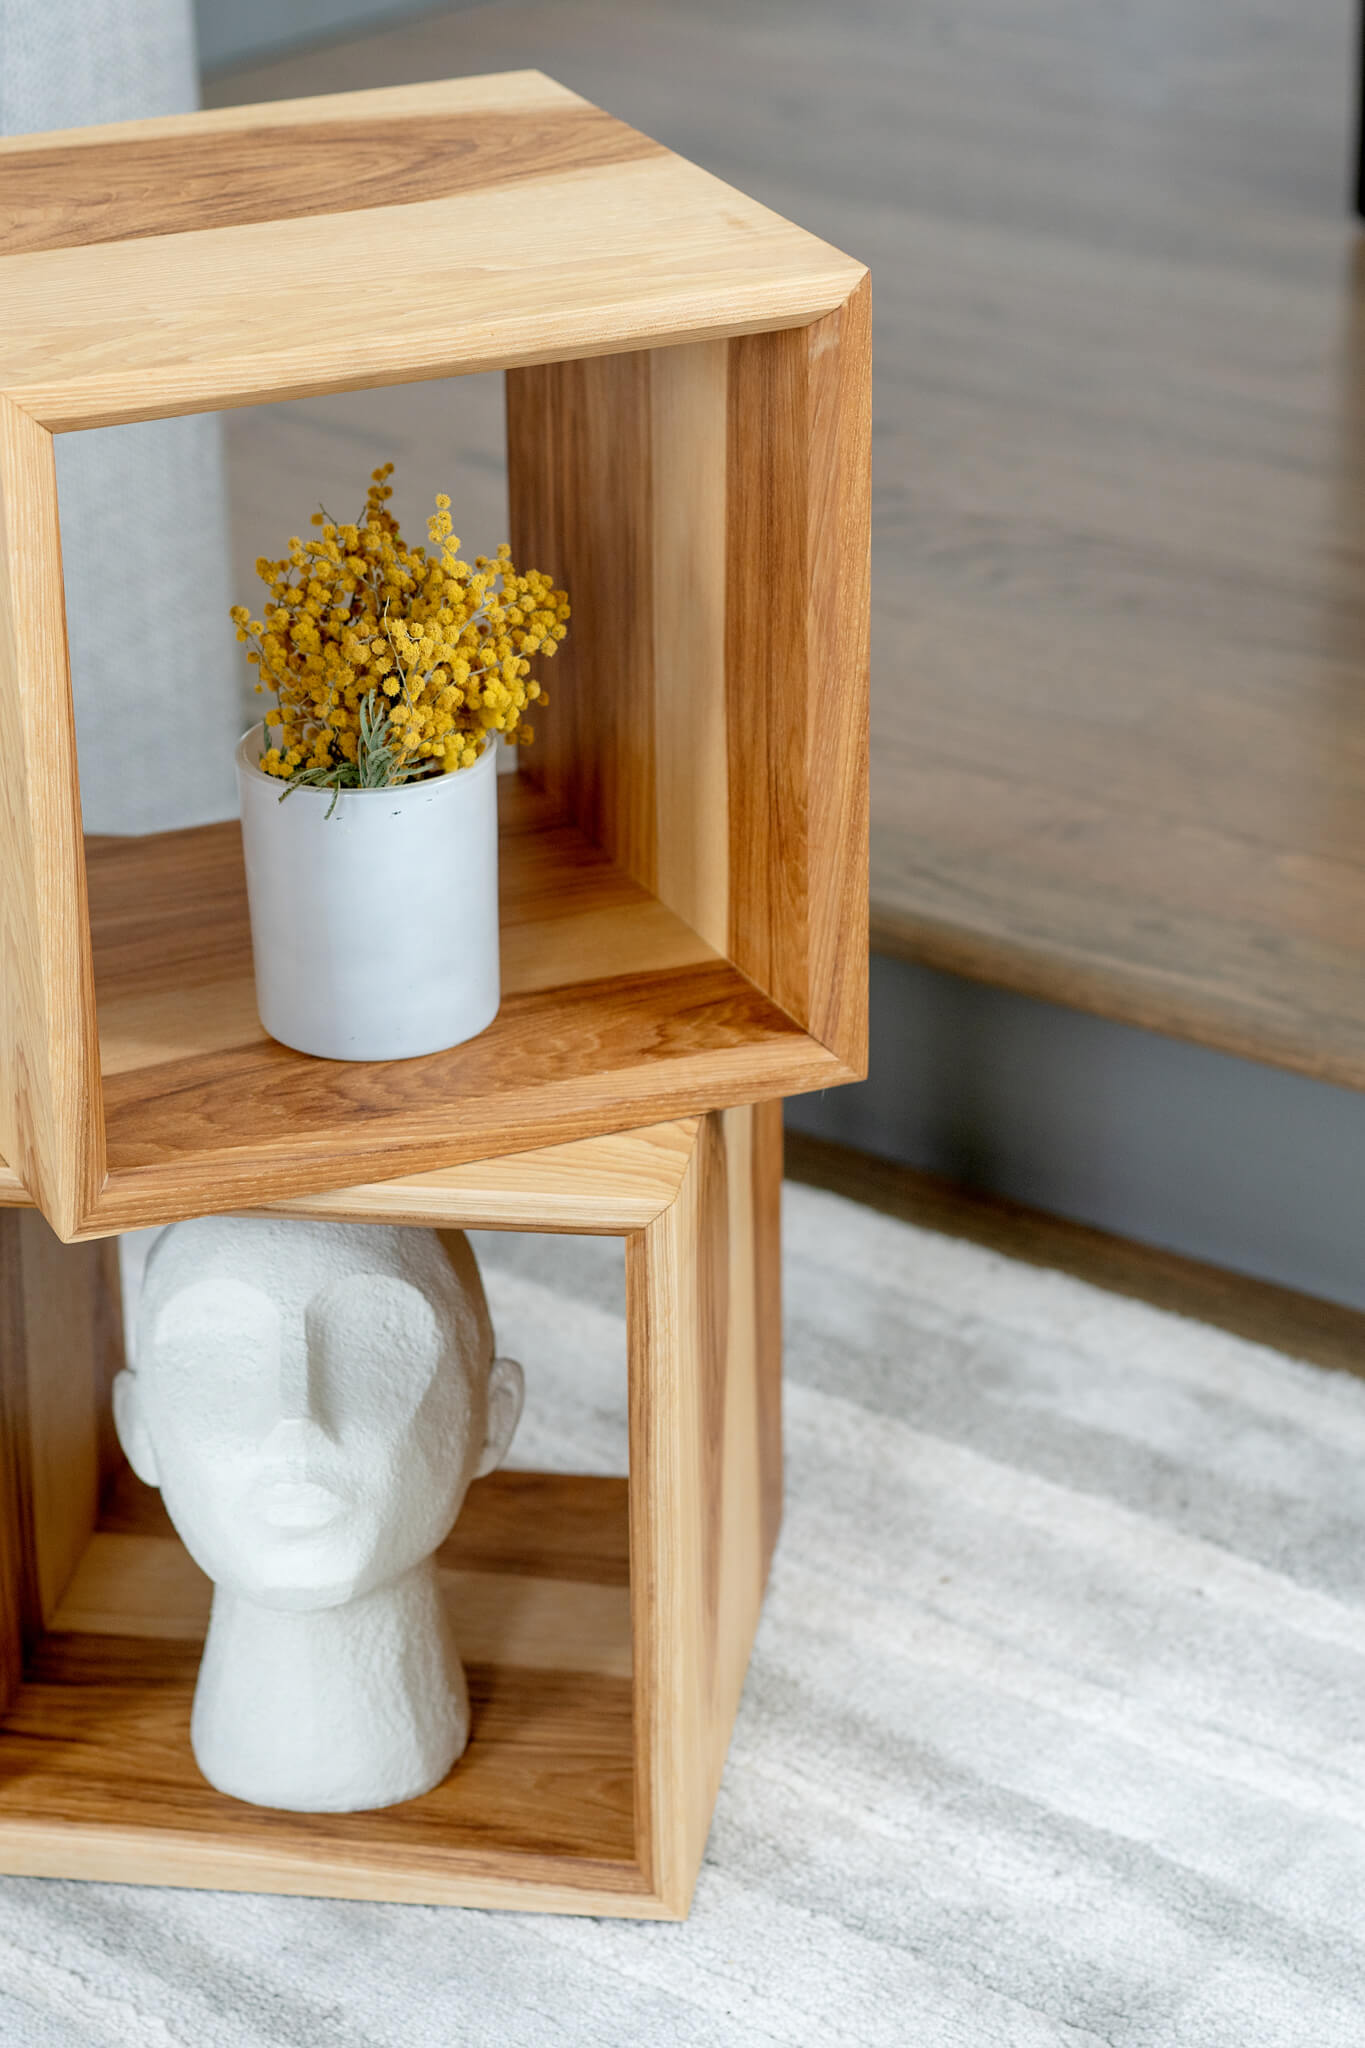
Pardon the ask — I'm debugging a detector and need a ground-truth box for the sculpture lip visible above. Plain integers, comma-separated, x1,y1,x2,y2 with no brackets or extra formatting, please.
257,1479,348,1530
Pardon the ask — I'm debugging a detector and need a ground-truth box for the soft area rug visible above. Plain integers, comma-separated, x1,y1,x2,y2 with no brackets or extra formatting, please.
1,1181,1364,2047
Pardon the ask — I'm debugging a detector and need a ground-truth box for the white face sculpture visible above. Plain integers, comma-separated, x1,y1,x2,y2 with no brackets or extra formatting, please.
114,1219,522,1612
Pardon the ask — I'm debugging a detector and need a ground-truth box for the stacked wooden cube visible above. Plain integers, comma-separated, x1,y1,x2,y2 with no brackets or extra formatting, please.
0,72,869,1916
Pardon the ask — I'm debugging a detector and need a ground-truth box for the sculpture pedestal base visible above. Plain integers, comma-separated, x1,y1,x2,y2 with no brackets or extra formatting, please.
0,1106,781,1919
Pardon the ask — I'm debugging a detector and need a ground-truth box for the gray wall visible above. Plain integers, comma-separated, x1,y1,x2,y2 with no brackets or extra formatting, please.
195,0,466,71
787,957,1365,1314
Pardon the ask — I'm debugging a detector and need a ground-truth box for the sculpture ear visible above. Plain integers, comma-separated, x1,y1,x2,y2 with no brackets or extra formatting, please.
474,1355,524,1479
112,1370,160,1489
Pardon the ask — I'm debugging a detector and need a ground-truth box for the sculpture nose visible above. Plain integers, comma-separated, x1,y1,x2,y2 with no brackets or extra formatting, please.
273,1323,330,1435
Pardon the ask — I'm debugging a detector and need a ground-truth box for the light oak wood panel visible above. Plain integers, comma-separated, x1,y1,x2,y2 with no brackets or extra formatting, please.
0,74,865,431
49,779,847,1239
84,782,718,1077
0,1814,650,1914
59,1468,632,1670
0,1121,698,1236
507,353,658,889
0,1221,34,1709
5,1649,637,1873
0,1213,121,1711
94,960,816,1234
54,1537,632,1677
726,281,871,1064
512,336,737,950
750,1100,785,1571
627,1100,781,1913
709,1102,782,1760
0,1480,643,1904
0,397,103,1238
1,103,660,258
652,342,730,953
507,310,870,1081
14,1218,102,1628
261,1126,699,1237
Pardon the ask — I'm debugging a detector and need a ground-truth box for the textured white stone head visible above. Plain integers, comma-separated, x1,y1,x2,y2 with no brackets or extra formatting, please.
112,1217,524,1811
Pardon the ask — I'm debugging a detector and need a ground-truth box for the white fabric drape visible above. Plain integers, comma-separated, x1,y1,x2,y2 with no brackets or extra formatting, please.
1,0,243,832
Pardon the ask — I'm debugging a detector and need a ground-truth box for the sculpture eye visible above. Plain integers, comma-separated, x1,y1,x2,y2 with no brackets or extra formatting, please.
305,1274,445,1432
146,1279,281,1435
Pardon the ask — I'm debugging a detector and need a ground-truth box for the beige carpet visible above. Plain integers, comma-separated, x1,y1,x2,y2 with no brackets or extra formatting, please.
2,1181,1364,2045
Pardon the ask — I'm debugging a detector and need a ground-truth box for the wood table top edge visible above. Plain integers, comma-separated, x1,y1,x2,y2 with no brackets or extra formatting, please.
876,907,1365,1095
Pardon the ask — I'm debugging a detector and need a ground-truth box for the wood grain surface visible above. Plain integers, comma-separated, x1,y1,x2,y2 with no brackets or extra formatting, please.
507,314,870,1075
33,780,847,1238
257,1123,700,1237
97,1463,633,1588
0,71,865,430
627,1101,781,1912
0,1470,644,1906
0,106,661,258
0,1213,122,1711
72,786,843,1236
0,1220,35,1710
725,281,871,1063
0,1118,702,1235
652,342,730,953
0,398,104,1239
507,351,659,890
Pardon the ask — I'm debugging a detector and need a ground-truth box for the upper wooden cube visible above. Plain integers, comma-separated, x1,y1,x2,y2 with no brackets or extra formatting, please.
0,72,865,429
0,74,870,1241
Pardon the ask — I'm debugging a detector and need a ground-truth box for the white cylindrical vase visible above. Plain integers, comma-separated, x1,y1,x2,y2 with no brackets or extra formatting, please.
236,725,500,1061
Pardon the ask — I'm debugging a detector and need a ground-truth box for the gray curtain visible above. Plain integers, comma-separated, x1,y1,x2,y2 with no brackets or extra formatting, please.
1,0,243,832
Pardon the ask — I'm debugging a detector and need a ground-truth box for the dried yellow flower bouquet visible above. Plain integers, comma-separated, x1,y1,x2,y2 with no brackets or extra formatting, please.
230,464,570,798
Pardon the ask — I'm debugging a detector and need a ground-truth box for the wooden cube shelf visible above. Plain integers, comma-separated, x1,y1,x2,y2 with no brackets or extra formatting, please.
0,72,870,1241
0,1104,781,1916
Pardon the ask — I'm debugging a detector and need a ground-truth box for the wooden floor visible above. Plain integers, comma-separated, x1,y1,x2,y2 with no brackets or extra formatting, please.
209,0,1365,1088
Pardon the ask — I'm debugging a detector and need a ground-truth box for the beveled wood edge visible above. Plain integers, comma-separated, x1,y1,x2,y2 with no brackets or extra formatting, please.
4,1040,856,1241
8,275,865,435
0,71,581,157
74,1041,852,1241
622,1106,782,1919
722,275,872,1072
0,1820,673,1914
804,274,872,1070
872,904,1360,1093
0,1118,704,1237
0,393,107,1238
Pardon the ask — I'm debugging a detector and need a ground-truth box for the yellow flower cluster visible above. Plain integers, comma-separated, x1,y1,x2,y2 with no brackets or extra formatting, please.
230,465,570,793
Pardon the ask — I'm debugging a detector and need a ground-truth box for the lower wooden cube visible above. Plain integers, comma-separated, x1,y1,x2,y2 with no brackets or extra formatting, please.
0,1104,782,1917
